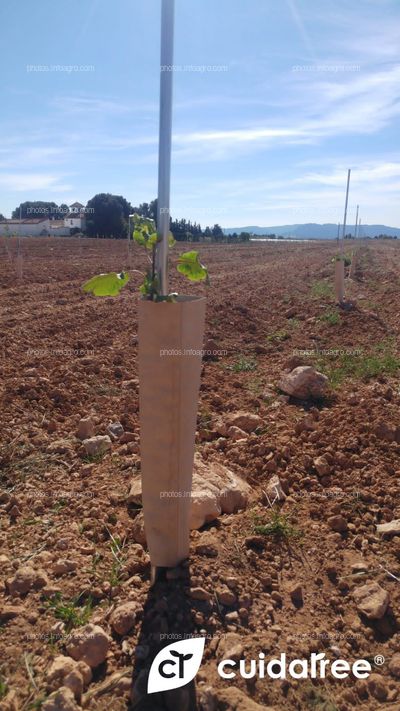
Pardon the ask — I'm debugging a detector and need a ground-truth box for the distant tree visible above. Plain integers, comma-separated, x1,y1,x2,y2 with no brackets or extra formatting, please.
85,193,133,238
0,213,5,221
132,199,157,221
12,201,58,219
211,223,224,241
57,203,70,219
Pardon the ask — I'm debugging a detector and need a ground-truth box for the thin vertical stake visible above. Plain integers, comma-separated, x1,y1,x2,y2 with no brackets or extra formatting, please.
354,204,359,239
341,169,351,251
155,0,175,297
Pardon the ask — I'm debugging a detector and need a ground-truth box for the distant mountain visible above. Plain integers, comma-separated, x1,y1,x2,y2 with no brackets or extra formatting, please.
223,223,400,239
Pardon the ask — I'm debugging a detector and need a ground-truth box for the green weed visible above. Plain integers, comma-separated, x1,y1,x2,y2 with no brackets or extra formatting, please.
311,280,333,299
320,311,340,326
229,356,258,373
302,682,339,710
266,329,290,343
46,594,93,632
316,342,399,388
253,509,303,543
0,674,8,700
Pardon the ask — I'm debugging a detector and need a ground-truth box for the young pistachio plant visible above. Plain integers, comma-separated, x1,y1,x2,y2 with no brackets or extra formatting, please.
82,214,209,301
332,254,351,266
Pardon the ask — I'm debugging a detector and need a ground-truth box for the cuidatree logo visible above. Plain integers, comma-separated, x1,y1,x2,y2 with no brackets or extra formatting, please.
148,638,205,694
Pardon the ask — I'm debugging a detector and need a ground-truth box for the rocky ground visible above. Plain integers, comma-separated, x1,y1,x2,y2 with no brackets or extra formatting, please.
1,236,400,711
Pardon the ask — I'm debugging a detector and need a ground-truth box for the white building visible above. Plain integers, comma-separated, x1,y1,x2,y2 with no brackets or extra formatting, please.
64,202,86,231
0,218,69,237
0,201,87,236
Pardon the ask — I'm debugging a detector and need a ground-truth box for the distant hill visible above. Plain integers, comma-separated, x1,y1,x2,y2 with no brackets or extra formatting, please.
223,223,400,239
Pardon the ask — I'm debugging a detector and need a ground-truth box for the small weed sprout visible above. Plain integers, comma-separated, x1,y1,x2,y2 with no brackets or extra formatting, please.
320,311,340,326
229,356,258,373
46,593,93,632
253,509,303,543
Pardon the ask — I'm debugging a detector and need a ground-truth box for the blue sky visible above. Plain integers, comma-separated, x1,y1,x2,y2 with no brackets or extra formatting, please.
1,0,399,227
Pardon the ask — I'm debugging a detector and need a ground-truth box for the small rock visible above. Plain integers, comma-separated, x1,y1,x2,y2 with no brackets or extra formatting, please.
353,582,389,620
376,519,400,537
77,418,95,441
217,632,243,661
194,534,218,557
105,670,131,697
52,559,77,576
278,366,328,400
224,411,264,433
7,566,49,596
389,653,400,678
289,584,304,606
264,474,286,504
368,673,388,701
46,655,91,701
373,421,397,442
107,422,124,440
127,476,142,506
314,456,331,477
190,587,211,602
225,611,239,623
328,515,348,533
216,588,236,606
227,425,248,441
110,602,137,636
66,624,110,668
9,505,21,519
130,512,146,546
82,436,112,457
120,431,136,444
41,687,80,711
0,605,25,622
127,454,251,530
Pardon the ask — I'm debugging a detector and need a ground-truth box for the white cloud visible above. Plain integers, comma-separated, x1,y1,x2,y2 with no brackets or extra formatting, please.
0,173,73,192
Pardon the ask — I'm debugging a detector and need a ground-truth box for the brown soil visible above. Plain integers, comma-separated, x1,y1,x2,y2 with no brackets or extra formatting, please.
1,236,400,711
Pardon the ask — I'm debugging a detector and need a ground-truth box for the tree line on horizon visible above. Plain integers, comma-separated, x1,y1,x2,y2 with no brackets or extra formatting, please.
6,195,252,243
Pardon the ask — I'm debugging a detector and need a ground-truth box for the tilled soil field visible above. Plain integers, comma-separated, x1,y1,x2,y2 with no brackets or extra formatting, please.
1,237,400,711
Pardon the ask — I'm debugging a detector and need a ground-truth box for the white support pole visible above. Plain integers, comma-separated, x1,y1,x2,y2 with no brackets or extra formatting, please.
341,168,351,251
128,213,135,267
354,204,359,239
155,0,175,297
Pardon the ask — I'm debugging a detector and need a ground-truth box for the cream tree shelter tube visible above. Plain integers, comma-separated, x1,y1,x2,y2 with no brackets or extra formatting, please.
335,259,345,304
138,295,206,568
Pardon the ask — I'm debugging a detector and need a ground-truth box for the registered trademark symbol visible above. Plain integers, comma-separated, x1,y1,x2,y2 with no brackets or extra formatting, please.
374,655,385,666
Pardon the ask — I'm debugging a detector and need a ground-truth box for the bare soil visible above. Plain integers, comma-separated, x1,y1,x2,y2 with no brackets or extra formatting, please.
1,236,400,711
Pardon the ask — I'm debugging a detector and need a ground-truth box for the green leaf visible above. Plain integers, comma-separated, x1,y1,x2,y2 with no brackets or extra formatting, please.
147,232,158,248
177,251,209,283
82,272,130,297
168,232,176,248
133,229,146,246
133,214,156,232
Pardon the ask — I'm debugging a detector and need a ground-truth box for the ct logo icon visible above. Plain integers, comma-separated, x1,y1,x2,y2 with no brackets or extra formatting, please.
148,638,206,693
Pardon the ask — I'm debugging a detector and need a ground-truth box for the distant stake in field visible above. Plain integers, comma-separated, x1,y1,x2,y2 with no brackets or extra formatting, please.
335,168,351,305
16,238,23,281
